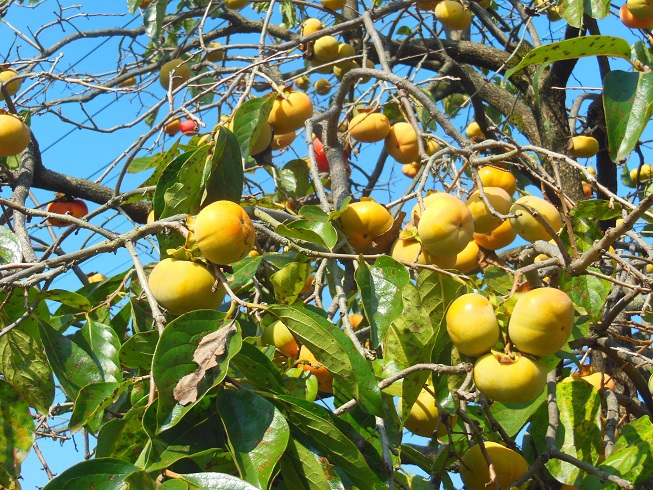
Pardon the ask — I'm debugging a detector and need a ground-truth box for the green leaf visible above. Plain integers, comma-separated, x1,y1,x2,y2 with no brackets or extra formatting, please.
278,437,339,490
278,159,311,198
70,381,124,433
119,330,159,370
268,304,383,416
579,416,653,488
74,320,122,383
163,146,212,217
489,390,546,438
0,226,21,265
42,458,151,489
483,266,514,295
385,282,434,424
279,0,299,28
356,255,411,348
282,367,318,401
34,289,91,310
143,0,167,40
38,321,103,402
230,342,285,393
226,255,263,291
154,311,241,433
272,394,385,489
633,41,653,71
96,404,149,462
218,390,289,488
0,321,54,414
204,127,244,205
127,155,159,174
0,381,33,486
232,96,275,161
559,0,610,27
270,260,312,304
570,200,623,220
559,269,611,342
146,395,230,472
180,473,259,489
153,149,203,219
604,70,653,162
531,378,602,483
506,36,631,78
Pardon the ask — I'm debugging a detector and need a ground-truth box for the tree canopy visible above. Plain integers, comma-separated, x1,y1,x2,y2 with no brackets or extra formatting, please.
2,0,653,488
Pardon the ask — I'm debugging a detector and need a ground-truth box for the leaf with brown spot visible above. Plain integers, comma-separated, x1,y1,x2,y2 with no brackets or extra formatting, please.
173,320,239,405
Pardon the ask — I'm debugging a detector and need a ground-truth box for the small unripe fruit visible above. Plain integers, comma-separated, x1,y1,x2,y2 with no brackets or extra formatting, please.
313,36,340,63
159,59,191,90
0,114,30,157
194,201,255,265
508,287,574,357
402,163,420,178
0,69,22,100
349,112,391,143
261,320,299,358
400,388,453,438
206,42,225,62
301,18,323,36
627,0,653,19
320,0,346,9
509,195,562,243
224,0,249,9
474,352,547,404
314,78,331,95
569,135,599,158
446,293,499,356
460,442,529,490
335,43,356,68
465,121,484,139
295,75,310,90
88,273,107,283
180,120,199,135
148,259,225,315
630,164,653,182
435,1,472,30
385,122,419,164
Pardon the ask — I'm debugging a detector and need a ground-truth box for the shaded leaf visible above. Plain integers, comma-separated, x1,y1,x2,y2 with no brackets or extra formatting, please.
278,159,311,198
604,70,653,162
278,437,340,490
218,390,289,488
268,304,383,416
42,458,150,489
227,255,263,291
74,320,122,383
34,289,91,311
0,226,21,265
570,200,622,220
70,381,123,433
174,320,239,405
0,322,54,414
0,381,33,485
119,330,159,370
230,342,285,393
204,128,244,205
270,260,312,305
96,404,149,462
356,255,411,348
232,96,275,161
506,36,631,78
38,321,103,402
153,311,241,432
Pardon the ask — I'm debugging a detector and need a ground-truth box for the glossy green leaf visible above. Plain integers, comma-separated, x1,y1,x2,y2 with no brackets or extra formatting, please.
278,437,340,490
165,145,212,217
153,149,203,219
489,390,546,438
227,255,263,291
0,226,21,265
35,289,91,310
38,321,103,402
506,36,631,78
232,96,275,161
604,70,653,162
127,155,159,174
70,381,123,433
278,159,311,198
181,473,259,489
531,378,602,483
154,311,241,432
230,342,285,394
276,206,337,250
282,367,318,401
147,395,228,472
143,0,166,40
0,321,54,414
273,394,385,489
356,255,410,348
559,269,611,342
119,330,159,370
218,390,289,488
570,200,623,220
42,458,150,489
270,260,312,304
268,304,383,416
74,320,122,383
204,127,244,205
96,404,149,462
385,282,434,425
0,381,33,486
579,416,653,488
559,0,610,27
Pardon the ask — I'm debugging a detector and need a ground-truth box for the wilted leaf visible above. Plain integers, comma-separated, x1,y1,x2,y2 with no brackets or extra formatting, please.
173,320,239,405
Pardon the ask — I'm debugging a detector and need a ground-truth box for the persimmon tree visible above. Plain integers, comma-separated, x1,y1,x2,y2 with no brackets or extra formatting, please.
3,0,653,488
